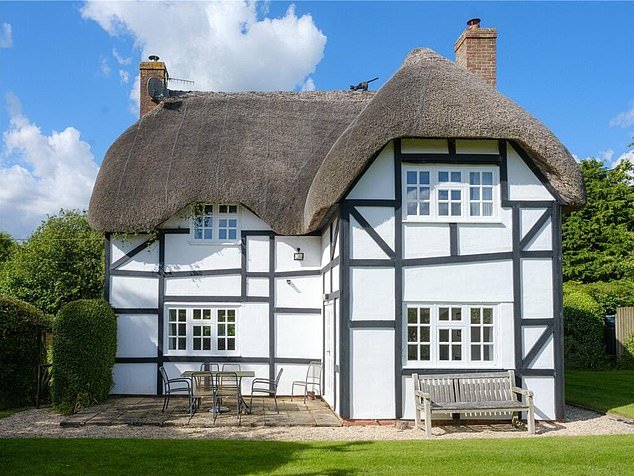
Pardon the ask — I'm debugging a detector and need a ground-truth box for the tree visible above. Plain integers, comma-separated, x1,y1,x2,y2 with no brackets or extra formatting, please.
562,159,634,283
0,233,17,268
0,210,104,315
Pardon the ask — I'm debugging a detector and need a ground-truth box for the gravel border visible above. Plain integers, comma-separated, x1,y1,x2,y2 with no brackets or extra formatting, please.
0,405,631,441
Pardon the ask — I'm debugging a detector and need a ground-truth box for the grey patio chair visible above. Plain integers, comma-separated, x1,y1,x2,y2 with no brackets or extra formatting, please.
221,363,241,371
249,368,284,414
214,371,242,423
291,361,322,404
159,366,194,416
194,362,218,410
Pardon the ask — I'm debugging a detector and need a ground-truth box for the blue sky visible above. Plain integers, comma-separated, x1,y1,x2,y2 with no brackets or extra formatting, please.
1,1,633,237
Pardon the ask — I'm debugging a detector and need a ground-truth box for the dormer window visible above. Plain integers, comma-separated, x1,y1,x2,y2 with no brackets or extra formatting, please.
192,204,240,242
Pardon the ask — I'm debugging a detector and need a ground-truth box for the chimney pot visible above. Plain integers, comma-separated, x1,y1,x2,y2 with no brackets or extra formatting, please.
467,18,481,29
148,55,160,61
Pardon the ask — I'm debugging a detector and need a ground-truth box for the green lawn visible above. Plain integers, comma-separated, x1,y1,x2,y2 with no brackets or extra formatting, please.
566,370,634,419
1,436,634,475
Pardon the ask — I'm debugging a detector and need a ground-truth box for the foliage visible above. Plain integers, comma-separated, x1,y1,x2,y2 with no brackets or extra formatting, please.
0,210,104,316
566,370,634,419
51,299,116,414
620,335,634,369
562,159,634,283
563,279,634,315
0,295,52,409
562,286,606,369
0,233,17,269
2,436,634,475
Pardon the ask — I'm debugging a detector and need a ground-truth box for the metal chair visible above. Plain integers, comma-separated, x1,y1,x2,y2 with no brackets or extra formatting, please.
291,361,322,404
159,366,194,416
194,362,218,410
214,372,242,423
221,363,241,371
250,368,284,414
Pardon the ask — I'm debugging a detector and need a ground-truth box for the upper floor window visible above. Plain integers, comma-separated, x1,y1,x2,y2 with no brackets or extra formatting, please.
404,166,498,221
192,204,239,242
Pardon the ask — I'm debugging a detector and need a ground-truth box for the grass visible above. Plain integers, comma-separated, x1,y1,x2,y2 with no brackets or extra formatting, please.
566,370,634,419
1,436,634,475
0,408,26,420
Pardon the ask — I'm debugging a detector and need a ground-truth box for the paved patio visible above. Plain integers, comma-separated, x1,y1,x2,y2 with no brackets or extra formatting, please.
60,396,342,428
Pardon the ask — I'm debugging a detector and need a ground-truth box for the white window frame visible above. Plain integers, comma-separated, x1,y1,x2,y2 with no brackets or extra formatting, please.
191,204,241,244
164,305,240,356
404,303,498,368
403,165,500,223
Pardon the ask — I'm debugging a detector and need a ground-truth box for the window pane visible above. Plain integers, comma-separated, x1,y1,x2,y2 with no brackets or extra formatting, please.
439,345,449,360
483,172,493,185
439,329,449,341
203,216,212,228
421,327,430,342
482,187,493,201
408,327,417,342
483,327,493,342
451,308,462,321
470,187,480,200
218,340,225,351
438,190,449,200
407,187,417,201
451,190,461,201
451,172,462,182
229,205,238,213
469,172,480,185
194,229,203,239
193,340,201,351
407,171,417,185
203,229,212,240
193,309,201,320
421,308,431,324
482,203,493,216
219,230,227,240
471,345,481,360
204,205,214,214
483,345,493,361
471,308,481,324
470,203,480,216
471,327,481,342
228,340,235,351
408,345,417,360
407,202,418,216
419,203,430,216
203,326,211,336
420,345,430,361
178,324,186,335
438,171,449,182
169,324,176,335
169,309,176,320
193,326,201,336
439,203,449,216
169,337,176,350
407,308,417,323
452,345,462,360
451,329,462,341
203,340,211,351
419,187,430,200
451,203,461,216
419,171,430,184
179,309,186,320
219,219,227,227
178,338,186,349
483,308,493,324
219,205,227,213
229,220,237,227
439,308,449,321
229,230,237,240
203,309,211,319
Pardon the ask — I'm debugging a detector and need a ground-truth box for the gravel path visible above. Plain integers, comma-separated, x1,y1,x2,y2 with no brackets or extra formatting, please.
0,405,632,441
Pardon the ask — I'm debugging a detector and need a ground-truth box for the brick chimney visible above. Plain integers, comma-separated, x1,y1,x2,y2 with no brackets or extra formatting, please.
454,18,497,87
139,56,168,117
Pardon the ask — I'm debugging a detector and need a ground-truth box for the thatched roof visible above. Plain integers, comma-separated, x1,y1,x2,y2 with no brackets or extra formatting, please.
89,48,584,234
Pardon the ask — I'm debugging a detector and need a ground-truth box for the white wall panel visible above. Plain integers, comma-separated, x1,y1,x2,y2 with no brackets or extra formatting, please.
524,221,552,252
522,328,554,369
247,277,269,297
402,139,448,154
351,329,395,419
356,207,395,250
112,364,156,395
115,241,159,272
111,276,158,308
275,275,322,309
347,142,395,200
236,303,269,357
275,363,316,396
111,234,151,264
247,236,269,272
507,144,555,201
350,267,395,320
164,235,241,271
116,314,158,358
321,227,331,267
164,275,241,296
351,216,390,259
275,236,321,272
521,259,553,318
332,264,340,292
276,313,322,359
404,261,513,303
523,376,556,420
404,224,450,259
458,208,513,255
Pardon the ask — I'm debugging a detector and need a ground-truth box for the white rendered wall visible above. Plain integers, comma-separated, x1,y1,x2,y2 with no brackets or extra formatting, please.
347,143,395,200
239,303,269,358
521,259,553,318
275,275,321,309
164,275,241,296
404,224,450,258
247,236,269,272
507,144,555,202
350,267,395,321
524,377,556,419
112,364,156,394
458,208,513,255
276,313,322,359
110,276,158,308
276,236,321,272
116,314,158,358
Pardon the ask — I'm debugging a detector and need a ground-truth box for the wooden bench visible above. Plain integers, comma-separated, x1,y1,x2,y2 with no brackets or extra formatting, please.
412,371,535,436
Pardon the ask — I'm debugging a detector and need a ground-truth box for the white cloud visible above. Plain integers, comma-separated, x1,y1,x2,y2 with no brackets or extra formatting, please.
0,93,100,238
112,48,131,66
100,56,111,77
610,106,634,128
599,149,614,163
301,77,316,92
81,1,326,113
614,150,634,168
0,23,12,48
118,69,130,84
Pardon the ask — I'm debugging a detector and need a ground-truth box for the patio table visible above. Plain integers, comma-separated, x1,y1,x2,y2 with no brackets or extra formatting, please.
181,370,255,414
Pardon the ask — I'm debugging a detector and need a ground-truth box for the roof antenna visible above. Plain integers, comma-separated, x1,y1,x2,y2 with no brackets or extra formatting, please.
350,77,378,91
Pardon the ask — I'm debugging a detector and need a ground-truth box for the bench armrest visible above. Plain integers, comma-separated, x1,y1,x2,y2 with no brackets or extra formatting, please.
511,386,533,398
414,390,431,401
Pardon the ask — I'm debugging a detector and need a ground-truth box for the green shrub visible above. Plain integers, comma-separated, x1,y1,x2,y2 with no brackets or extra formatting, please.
52,299,116,414
620,335,634,369
564,280,634,315
0,295,52,409
563,289,606,369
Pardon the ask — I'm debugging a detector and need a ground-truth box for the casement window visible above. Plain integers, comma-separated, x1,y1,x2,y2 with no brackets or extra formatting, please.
406,304,496,365
166,307,238,354
192,204,239,242
404,166,498,221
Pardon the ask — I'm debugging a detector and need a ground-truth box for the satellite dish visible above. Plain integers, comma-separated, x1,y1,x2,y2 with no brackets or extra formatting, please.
147,77,168,100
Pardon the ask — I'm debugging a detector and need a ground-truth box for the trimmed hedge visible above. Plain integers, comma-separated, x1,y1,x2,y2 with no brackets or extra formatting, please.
52,299,116,414
563,289,606,369
0,295,52,409
620,335,634,369
564,280,634,315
